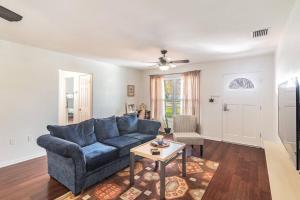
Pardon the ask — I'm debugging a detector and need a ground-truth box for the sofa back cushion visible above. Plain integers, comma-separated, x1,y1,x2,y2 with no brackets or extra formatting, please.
94,116,120,141
116,114,138,135
47,118,96,147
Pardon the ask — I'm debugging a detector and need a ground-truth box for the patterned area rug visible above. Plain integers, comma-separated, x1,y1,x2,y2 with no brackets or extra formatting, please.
56,156,219,200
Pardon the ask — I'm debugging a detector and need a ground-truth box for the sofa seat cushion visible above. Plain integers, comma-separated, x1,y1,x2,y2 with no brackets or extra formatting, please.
102,136,141,157
47,118,96,147
94,116,119,141
82,142,118,171
123,133,156,143
116,114,138,135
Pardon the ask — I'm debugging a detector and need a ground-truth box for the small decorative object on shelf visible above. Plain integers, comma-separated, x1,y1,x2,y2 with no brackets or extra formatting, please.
163,115,171,134
125,103,136,114
137,103,151,119
139,103,147,110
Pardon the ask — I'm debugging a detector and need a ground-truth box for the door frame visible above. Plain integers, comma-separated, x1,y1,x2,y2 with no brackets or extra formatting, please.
58,70,93,125
221,71,263,147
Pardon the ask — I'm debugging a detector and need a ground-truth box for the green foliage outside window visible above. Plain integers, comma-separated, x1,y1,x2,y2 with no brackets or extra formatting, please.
164,78,182,119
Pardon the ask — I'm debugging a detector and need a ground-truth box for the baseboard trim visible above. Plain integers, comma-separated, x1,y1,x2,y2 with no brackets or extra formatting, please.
201,135,222,141
0,151,46,168
222,139,262,148
202,135,265,148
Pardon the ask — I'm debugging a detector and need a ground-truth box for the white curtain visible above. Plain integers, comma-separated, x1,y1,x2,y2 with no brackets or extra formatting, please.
181,70,201,132
150,75,165,121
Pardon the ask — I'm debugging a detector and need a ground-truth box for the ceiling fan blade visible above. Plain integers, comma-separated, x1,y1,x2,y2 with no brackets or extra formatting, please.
0,6,22,22
170,59,190,64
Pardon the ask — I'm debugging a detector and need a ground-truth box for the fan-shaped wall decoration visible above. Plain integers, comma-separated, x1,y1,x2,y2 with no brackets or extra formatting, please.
229,78,254,89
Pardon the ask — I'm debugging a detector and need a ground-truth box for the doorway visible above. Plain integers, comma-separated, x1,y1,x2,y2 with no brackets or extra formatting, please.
59,70,93,125
222,72,262,147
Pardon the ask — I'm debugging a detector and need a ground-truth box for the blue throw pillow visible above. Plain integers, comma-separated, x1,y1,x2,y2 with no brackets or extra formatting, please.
116,114,138,135
94,116,120,141
47,118,96,147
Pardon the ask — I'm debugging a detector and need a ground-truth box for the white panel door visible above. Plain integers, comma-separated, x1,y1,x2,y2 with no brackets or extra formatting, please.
222,73,261,147
78,74,92,122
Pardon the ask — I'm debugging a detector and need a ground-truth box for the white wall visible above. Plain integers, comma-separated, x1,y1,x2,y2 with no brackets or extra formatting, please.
265,2,300,194
274,0,300,144
0,40,143,167
276,0,300,85
142,54,276,142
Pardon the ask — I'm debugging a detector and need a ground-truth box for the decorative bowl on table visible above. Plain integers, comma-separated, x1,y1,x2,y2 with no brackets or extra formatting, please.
150,140,170,148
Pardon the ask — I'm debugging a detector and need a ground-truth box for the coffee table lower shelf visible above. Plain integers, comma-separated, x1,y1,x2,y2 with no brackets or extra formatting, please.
129,143,186,200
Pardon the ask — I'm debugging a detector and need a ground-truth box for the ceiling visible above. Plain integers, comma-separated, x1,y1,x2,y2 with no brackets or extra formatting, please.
0,0,296,69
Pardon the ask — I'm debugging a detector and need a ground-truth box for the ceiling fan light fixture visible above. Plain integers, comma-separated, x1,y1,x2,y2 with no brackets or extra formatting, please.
159,65,170,71
149,49,189,71
170,64,176,68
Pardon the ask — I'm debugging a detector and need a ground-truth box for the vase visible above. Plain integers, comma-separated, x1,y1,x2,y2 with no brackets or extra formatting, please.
164,128,171,134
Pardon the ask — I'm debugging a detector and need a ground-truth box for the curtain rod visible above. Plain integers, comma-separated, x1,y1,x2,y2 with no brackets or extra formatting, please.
148,70,200,77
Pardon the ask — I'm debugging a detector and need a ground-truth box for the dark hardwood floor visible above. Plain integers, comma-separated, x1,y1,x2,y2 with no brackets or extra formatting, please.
0,140,272,200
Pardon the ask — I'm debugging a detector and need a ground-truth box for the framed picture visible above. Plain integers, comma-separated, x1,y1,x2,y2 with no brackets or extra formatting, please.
126,103,136,113
127,85,135,97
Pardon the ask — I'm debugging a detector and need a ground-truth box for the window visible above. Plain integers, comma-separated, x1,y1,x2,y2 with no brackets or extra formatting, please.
229,78,254,89
164,77,182,120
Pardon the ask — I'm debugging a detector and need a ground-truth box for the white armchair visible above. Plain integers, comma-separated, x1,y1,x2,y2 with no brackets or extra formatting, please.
173,115,204,157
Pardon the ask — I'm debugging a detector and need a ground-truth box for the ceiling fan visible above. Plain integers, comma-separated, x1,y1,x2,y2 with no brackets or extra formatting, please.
150,49,189,71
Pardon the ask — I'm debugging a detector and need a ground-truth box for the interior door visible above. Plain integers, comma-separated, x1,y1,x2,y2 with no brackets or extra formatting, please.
222,73,261,147
78,74,92,122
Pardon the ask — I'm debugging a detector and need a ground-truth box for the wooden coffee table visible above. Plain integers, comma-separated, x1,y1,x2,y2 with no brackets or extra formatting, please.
130,139,186,200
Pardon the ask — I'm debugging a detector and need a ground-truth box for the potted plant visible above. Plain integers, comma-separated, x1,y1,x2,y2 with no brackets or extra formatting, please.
163,115,171,134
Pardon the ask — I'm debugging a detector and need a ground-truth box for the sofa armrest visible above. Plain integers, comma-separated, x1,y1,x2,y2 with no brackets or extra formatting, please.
37,134,86,174
138,119,161,135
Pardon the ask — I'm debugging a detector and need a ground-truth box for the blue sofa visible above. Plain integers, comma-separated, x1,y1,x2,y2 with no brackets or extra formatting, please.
37,115,160,195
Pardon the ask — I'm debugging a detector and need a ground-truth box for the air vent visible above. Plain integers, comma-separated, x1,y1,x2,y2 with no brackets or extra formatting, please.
252,28,269,38
0,6,22,22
